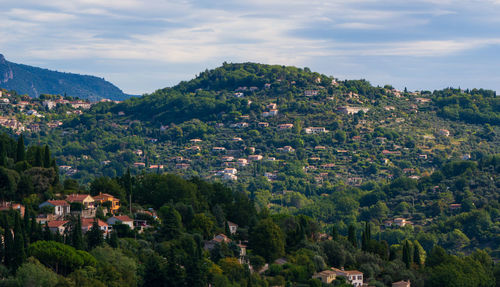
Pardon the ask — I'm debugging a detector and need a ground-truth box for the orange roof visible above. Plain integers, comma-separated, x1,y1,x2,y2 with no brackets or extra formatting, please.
112,215,133,222
93,193,117,201
66,194,93,203
81,218,108,228
47,220,69,228
47,200,70,206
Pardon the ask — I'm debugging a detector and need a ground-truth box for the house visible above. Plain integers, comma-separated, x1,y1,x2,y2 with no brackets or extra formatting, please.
315,146,326,150
81,218,109,235
278,123,293,130
392,280,411,287
337,106,370,115
93,193,120,214
331,268,363,287
47,220,70,234
227,221,238,234
212,147,226,152
190,138,202,143
248,155,263,161
258,122,269,127
221,156,234,162
304,127,328,134
232,137,243,142
283,146,295,153
267,103,277,109
223,168,237,175
0,202,25,217
237,158,248,167
262,109,278,117
176,163,191,169
312,270,336,284
133,162,146,168
39,200,70,217
66,194,95,210
438,129,450,137
107,215,134,229
222,173,238,181
304,90,319,96
449,203,462,210
393,218,411,227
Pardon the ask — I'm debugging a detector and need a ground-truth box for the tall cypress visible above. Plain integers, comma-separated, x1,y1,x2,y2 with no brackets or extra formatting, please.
331,226,338,241
0,141,6,166
348,225,357,248
402,240,412,269
16,134,25,162
43,145,51,168
72,215,84,250
34,147,42,167
13,213,26,269
3,216,13,269
86,220,103,249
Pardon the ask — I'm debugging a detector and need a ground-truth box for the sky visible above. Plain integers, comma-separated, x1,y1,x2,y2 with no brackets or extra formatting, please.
1,0,500,95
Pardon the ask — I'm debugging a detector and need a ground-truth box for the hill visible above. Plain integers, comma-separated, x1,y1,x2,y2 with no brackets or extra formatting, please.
0,54,132,101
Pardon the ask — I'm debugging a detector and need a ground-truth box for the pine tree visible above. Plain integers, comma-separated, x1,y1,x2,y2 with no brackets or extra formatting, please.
348,225,357,248
13,213,26,269
43,145,51,168
402,240,412,269
108,231,118,248
72,215,84,250
16,134,25,162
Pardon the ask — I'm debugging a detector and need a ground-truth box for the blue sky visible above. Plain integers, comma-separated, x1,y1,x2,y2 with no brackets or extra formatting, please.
1,0,500,95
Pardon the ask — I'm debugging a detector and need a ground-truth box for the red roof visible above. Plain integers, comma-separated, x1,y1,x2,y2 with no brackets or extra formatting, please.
112,215,133,222
47,200,70,206
93,193,117,201
66,194,93,203
81,218,108,228
47,220,69,228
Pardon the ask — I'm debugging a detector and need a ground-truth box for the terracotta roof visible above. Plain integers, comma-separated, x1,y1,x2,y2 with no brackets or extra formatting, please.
81,218,108,228
46,200,70,206
66,194,93,203
112,215,133,222
93,193,117,201
47,220,69,228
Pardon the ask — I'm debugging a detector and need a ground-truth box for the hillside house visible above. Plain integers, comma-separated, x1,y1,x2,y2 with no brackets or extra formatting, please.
221,156,234,162
227,221,238,234
258,122,269,127
222,173,237,181
248,155,263,161
331,268,363,287
278,123,293,130
337,106,370,115
232,137,243,142
392,280,411,287
175,163,191,169
81,218,109,235
304,127,328,134
212,147,226,152
237,158,248,166
93,193,120,215
47,220,70,234
315,146,326,150
134,162,146,168
312,270,336,284
190,139,202,143
438,129,450,137
304,90,319,96
0,202,25,216
283,146,295,153
107,215,134,229
66,194,95,210
393,218,412,227
39,200,70,217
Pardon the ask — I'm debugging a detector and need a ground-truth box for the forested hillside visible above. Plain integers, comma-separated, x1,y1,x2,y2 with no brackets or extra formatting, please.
0,62,498,286
0,54,131,101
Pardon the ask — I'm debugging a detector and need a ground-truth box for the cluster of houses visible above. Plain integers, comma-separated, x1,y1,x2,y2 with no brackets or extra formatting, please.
312,267,411,287
37,192,142,236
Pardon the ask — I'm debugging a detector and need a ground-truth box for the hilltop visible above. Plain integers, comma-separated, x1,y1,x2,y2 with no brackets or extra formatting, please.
0,54,132,101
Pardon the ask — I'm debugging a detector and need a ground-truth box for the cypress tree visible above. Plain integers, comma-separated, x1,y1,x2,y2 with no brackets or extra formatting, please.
108,231,118,248
402,240,412,269
331,226,338,241
16,134,25,162
3,216,13,269
43,222,52,241
361,230,368,251
34,147,42,167
225,221,231,236
0,141,6,166
413,240,423,267
23,209,30,247
348,225,357,248
13,213,26,269
72,215,84,250
43,145,51,168
86,220,103,249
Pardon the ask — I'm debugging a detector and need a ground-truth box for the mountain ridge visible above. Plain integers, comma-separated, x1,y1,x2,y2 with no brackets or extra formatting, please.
0,53,133,101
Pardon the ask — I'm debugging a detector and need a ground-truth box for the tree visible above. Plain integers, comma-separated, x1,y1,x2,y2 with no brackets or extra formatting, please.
348,225,357,248
86,220,103,250
331,226,338,241
13,213,26,269
15,258,59,287
3,215,14,269
159,205,183,240
43,145,51,168
34,147,42,167
402,240,412,269
250,218,285,262
72,215,84,250
16,134,25,162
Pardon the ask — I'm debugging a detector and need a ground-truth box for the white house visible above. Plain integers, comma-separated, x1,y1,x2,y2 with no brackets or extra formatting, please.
107,215,134,229
39,200,71,217
331,268,363,287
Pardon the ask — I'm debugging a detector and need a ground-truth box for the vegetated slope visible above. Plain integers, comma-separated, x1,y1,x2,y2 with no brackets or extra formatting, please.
0,54,132,101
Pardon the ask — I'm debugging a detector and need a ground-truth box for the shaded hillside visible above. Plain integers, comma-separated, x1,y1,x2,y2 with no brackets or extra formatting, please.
0,54,132,101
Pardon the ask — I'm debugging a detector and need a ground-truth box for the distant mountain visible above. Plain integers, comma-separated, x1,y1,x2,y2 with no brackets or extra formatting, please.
0,54,133,101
